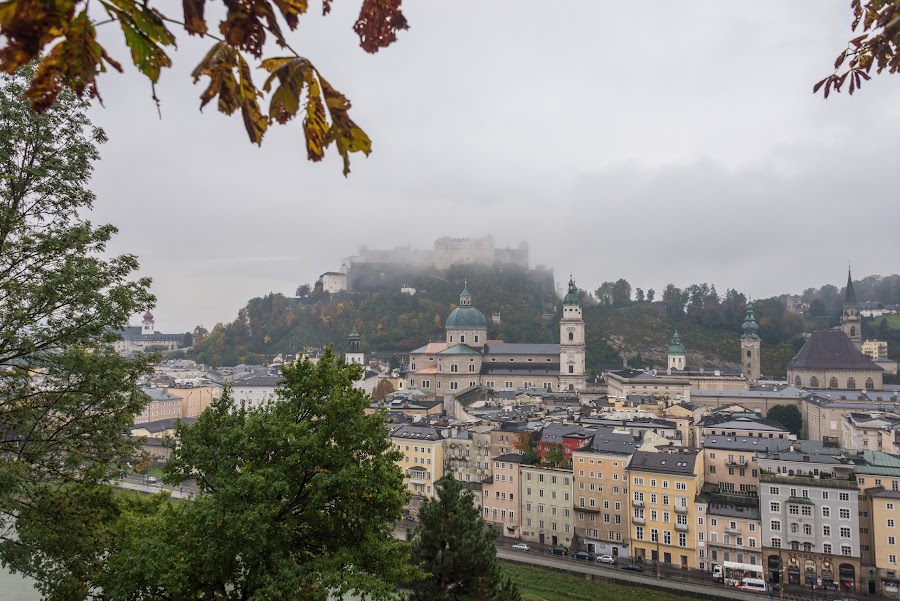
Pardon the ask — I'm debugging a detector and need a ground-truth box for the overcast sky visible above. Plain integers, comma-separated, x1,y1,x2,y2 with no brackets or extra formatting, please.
84,2,900,333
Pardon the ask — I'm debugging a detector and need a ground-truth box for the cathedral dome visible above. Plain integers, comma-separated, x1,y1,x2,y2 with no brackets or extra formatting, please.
446,306,487,329
446,282,487,329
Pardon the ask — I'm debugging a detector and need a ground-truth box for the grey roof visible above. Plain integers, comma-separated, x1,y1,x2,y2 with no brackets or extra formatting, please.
144,388,181,401
233,375,284,387
703,435,790,452
538,423,592,444
586,427,642,454
483,343,560,355
133,416,197,433
701,418,788,432
494,453,523,463
391,424,443,441
628,450,698,475
691,386,807,399
788,329,883,370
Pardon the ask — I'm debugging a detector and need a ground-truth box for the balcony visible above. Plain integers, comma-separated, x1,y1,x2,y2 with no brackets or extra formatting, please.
632,516,645,525
674,505,688,514
632,498,644,508
675,522,689,532
406,470,430,484
725,526,741,535
725,459,749,467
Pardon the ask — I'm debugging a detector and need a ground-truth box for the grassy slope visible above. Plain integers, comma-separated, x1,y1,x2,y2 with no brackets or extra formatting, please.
501,561,699,601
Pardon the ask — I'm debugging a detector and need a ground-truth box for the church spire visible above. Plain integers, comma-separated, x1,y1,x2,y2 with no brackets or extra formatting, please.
563,275,580,306
459,281,472,306
741,303,760,340
845,267,857,306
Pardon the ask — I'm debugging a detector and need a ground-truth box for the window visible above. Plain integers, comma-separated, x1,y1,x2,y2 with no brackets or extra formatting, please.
840,492,850,501
841,545,852,556
829,377,838,389
770,502,781,513
840,527,851,538
823,525,831,536
890,519,896,528
840,508,851,519
771,520,781,531
771,537,781,548
810,376,819,387
789,505,799,516
891,555,898,564
890,537,897,545
822,506,831,518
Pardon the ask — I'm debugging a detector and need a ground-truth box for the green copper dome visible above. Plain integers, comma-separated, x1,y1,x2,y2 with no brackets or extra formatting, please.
741,304,760,340
667,331,686,355
563,276,580,306
446,306,487,329
446,283,486,329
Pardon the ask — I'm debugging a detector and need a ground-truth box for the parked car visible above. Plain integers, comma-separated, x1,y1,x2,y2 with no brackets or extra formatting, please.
146,476,158,484
573,551,593,561
550,546,568,556
511,543,530,552
621,563,643,572
597,554,615,564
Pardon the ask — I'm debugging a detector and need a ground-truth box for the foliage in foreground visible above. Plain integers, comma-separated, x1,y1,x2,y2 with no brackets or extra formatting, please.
409,475,520,601
111,348,415,600
0,65,154,600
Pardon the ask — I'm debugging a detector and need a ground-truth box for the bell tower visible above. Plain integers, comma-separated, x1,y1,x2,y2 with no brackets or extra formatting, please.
740,303,761,384
841,268,862,348
346,331,364,365
559,276,585,392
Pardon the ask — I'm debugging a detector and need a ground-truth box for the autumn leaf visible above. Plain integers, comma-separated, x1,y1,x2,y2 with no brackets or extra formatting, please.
26,10,122,112
303,68,326,161
261,56,309,123
192,42,267,144
271,0,308,30
320,74,371,175
0,0,77,74
353,0,407,54
101,0,175,83
219,0,267,58
182,0,208,35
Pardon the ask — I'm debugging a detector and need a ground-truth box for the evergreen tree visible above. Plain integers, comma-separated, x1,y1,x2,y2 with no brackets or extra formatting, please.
410,475,520,601
767,405,803,436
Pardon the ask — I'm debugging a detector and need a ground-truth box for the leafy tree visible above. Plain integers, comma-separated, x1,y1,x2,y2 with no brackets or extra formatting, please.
372,377,396,400
542,443,567,468
192,324,209,345
409,475,520,601
0,0,411,174
662,284,687,320
514,433,540,465
143,344,169,353
595,281,615,306
0,66,154,597
181,331,193,347
111,348,413,600
612,278,632,306
767,404,803,436
635,288,645,303
646,288,655,303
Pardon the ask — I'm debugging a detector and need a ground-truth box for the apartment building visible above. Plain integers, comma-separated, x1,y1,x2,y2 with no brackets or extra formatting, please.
852,450,900,597
445,427,493,485
628,449,703,568
571,427,643,558
483,453,521,538
703,435,787,494
520,464,574,548
758,445,861,594
390,424,444,517
696,486,763,573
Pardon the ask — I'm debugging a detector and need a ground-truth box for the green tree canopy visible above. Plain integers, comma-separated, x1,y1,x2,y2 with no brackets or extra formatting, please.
0,65,154,599
372,377,396,400
118,348,414,600
767,404,803,437
409,475,520,601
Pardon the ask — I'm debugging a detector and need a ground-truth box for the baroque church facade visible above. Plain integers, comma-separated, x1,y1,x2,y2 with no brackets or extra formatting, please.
407,279,586,395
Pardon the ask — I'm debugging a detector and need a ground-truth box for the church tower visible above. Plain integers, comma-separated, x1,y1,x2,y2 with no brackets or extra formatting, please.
346,330,365,365
740,303,761,384
667,332,686,372
559,276,585,391
141,311,155,334
841,268,862,348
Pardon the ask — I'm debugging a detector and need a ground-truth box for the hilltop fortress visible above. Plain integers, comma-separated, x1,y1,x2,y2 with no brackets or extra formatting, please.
318,236,530,293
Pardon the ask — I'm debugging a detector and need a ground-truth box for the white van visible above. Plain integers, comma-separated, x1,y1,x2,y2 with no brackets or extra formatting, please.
738,578,767,593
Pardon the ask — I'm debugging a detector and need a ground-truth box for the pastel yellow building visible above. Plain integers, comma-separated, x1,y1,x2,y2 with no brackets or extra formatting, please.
627,449,704,569
390,424,445,517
